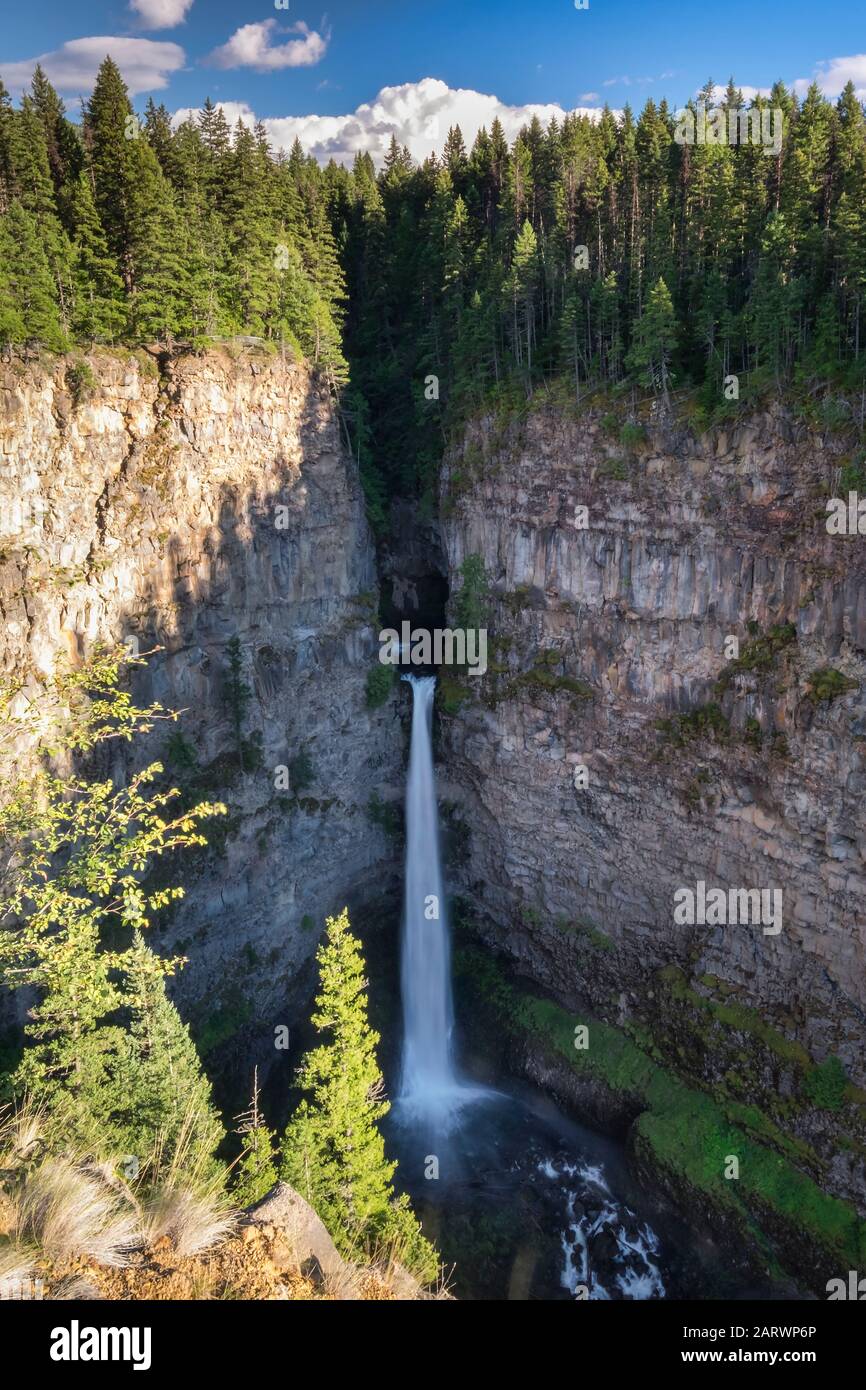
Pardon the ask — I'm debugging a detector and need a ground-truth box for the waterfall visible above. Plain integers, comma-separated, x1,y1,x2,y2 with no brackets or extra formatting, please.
397,674,463,1125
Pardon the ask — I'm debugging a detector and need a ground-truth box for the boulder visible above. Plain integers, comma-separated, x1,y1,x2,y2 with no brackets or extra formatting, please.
247,1183,360,1299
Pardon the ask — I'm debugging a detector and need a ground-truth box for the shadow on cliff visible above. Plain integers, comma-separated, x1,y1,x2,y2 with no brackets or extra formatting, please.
50,362,402,1116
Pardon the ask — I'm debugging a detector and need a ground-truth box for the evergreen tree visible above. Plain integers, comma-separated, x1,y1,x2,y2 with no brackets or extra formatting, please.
69,171,126,343
2,202,67,349
281,909,436,1278
626,275,677,403
105,931,223,1170
0,214,26,344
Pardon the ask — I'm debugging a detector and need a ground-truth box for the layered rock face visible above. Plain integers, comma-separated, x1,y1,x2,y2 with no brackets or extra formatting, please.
440,400,866,1207
0,349,399,1035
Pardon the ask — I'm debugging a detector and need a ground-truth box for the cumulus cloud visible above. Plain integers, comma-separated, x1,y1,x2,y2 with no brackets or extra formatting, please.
129,0,194,28
701,55,866,106
0,36,185,97
795,54,866,100
172,100,257,131
703,82,772,104
207,19,329,71
177,77,611,168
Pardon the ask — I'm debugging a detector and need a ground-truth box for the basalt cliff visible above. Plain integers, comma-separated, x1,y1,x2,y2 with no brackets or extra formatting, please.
436,396,866,1254
0,348,400,1059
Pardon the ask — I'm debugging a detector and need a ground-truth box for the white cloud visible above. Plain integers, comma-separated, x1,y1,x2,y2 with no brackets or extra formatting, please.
0,36,185,97
579,91,600,102
795,54,866,100
702,55,866,107
185,77,610,168
129,0,194,28
207,19,329,72
703,82,772,104
172,100,257,131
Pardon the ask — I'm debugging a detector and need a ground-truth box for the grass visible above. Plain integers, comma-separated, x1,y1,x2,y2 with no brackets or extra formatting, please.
7,1155,139,1268
141,1185,235,1259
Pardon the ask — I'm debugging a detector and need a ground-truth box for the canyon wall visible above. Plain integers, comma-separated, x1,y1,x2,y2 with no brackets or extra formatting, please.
0,348,399,1042
439,397,866,1211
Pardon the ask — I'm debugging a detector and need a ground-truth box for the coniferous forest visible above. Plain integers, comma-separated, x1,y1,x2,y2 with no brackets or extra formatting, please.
3,61,866,519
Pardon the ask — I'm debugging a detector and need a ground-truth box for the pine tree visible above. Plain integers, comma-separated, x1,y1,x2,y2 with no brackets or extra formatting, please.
13,97,76,332
0,214,26,345
510,219,539,386
281,909,436,1277
69,171,126,343
2,202,67,349
104,931,223,1170
626,275,677,404
29,65,80,198
84,57,138,290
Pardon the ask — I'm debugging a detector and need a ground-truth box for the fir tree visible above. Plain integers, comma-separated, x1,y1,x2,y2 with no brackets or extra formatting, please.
2,202,67,349
69,171,126,343
105,931,223,1170
626,275,677,404
281,909,436,1278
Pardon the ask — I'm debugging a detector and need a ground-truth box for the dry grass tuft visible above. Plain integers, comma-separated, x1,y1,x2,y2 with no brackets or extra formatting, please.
8,1156,140,1267
142,1185,236,1259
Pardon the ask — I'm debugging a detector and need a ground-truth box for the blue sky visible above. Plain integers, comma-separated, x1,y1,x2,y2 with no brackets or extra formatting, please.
2,0,864,163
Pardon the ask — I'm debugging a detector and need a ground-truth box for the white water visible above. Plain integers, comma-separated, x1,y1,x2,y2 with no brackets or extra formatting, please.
398,675,477,1128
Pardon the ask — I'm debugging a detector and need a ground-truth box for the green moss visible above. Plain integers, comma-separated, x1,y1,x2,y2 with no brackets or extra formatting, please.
196,988,252,1056
657,967,811,1067
514,666,593,699
655,702,729,746
554,915,615,950
437,673,470,714
715,623,797,694
598,456,629,481
365,662,397,709
806,667,858,702
805,1056,848,1111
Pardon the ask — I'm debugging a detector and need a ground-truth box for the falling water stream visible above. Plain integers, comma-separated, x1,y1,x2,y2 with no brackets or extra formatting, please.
397,674,479,1126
